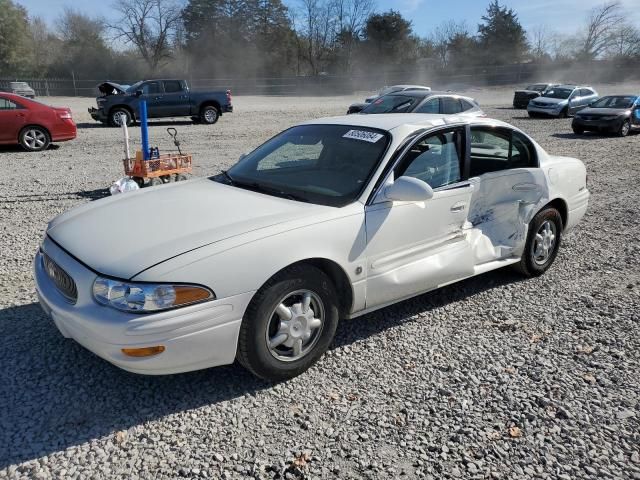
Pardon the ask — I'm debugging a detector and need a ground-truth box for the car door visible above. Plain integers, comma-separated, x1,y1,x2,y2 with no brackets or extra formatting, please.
0,96,26,143
139,81,163,118
160,80,190,117
567,89,582,115
364,126,475,308
466,126,546,264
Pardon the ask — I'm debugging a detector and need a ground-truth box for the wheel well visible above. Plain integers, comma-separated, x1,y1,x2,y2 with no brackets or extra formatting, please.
273,259,354,317
19,125,50,141
200,101,221,114
109,105,134,120
543,198,568,230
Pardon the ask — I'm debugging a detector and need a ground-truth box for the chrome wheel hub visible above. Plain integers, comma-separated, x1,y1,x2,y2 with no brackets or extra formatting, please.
266,290,324,362
204,109,217,122
24,129,46,149
532,220,556,265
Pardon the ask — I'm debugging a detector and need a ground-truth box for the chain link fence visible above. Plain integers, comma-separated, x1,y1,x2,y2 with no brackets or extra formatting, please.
2,61,638,97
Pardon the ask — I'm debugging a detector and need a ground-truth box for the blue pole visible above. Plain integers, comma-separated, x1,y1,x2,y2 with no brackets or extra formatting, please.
140,100,149,160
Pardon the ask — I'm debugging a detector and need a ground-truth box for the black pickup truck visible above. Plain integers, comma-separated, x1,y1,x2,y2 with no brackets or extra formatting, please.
89,79,233,127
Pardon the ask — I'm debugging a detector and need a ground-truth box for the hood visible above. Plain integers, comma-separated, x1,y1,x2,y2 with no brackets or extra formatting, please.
533,96,566,105
576,107,629,116
97,82,128,96
515,90,541,95
47,178,333,279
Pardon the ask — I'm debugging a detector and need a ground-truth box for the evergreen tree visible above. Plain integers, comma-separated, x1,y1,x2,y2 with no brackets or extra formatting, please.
477,0,528,65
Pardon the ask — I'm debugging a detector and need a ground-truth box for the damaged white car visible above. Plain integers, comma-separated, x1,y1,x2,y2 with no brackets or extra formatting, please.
35,114,589,381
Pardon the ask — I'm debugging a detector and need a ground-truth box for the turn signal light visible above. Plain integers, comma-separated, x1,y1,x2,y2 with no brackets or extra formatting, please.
174,286,212,305
121,346,165,357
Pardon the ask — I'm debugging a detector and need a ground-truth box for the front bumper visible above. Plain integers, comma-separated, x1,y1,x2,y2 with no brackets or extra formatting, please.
572,117,621,132
34,236,254,375
88,107,107,122
527,104,564,117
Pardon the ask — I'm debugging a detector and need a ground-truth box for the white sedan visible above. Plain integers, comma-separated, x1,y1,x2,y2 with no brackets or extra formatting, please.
34,114,589,381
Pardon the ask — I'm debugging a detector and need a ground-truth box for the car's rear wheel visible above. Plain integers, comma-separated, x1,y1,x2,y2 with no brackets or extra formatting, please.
515,207,563,277
109,108,133,127
237,264,339,381
19,126,50,152
619,119,631,137
200,105,219,125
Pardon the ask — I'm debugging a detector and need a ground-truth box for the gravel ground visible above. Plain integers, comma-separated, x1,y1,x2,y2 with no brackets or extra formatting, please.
1,85,640,479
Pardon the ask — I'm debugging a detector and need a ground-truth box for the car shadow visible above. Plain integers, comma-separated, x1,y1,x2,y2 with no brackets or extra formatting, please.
77,120,197,130
0,144,60,153
0,269,523,468
551,132,615,140
1,188,110,204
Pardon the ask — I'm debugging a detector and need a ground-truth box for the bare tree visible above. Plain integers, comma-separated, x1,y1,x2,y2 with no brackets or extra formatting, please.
297,0,338,74
578,1,623,59
110,0,182,74
607,23,640,58
430,20,469,67
333,0,375,70
529,25,552,59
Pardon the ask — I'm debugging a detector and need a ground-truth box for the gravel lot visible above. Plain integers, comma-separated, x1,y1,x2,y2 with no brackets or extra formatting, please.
1,86,640,479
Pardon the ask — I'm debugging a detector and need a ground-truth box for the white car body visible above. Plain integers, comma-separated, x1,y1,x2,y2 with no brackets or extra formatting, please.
35,114,589,375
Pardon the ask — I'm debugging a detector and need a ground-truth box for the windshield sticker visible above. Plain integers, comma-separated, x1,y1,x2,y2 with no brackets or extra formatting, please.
343,130,384,143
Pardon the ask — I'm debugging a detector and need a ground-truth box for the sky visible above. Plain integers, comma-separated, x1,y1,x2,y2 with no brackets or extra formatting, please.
13,0,640,38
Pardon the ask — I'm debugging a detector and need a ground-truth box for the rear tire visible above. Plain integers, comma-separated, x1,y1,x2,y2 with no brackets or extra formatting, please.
514,208,563,277
19,126,50,152
237,265,339,381
200,105,219,125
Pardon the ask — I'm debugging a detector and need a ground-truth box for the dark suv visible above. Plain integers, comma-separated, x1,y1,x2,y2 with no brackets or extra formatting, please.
512,83,559,109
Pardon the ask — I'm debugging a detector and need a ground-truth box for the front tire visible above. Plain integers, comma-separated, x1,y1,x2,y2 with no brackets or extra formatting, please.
19,126,50,152
200,105,219,125
237,265,339,381
515,208,563,277
619,119,631,137
109,108,133,127
572,125,584,135
558,108,568,119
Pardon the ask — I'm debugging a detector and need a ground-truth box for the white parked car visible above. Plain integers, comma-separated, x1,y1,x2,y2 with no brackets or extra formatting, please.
348,84,431,114
35,114,589,381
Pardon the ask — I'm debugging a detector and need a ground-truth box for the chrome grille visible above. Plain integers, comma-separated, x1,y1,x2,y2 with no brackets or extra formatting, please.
42,253,77,303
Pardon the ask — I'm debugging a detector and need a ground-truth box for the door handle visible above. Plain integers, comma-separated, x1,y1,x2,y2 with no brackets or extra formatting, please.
450,202,466,212
513,183,539,192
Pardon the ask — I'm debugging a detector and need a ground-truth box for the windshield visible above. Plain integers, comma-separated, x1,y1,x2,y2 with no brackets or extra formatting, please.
10,82,29,89
526,84,546,92
220,124,390,207
126,81,144,93
379,86,403,96
543,88,573,99
590,95,637,109
361,95,417,114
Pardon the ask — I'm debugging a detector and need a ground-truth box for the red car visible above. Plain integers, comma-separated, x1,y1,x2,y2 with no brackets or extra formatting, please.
0,92,76,152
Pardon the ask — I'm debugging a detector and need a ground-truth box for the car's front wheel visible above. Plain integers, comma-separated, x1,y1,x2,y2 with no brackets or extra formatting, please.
619,119,631,137
109,108,133,127
515,207,563,277
237,265,339,381
572,125,584,135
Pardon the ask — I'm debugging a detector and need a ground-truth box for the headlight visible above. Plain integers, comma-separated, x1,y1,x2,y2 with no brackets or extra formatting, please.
93,277,214,313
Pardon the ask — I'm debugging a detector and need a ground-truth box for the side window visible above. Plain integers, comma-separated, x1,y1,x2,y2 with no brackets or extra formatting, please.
163,80,183,93
441,97,462,114
414,97,439,114
470,128,536,176
460,99,475,112
396,129,463,189
0,98,19,110
142,82,161,95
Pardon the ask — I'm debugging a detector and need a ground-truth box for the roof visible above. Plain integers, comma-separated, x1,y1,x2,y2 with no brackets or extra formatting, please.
385,90,474,100
302,113,510,133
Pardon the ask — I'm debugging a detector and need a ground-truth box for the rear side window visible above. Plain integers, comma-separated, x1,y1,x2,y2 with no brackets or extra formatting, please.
580,89,594,96
441,97,462,114
363,95,416,114
414,97,439,114
469,127,537,176
163,80,183,93
0,98,19,110
460,99,475,112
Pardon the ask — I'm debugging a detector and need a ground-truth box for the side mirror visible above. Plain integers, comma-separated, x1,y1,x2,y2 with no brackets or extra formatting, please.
384,176,434,202
135,90,143,97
